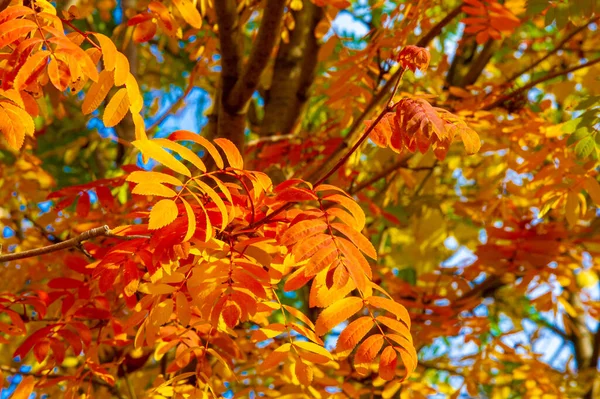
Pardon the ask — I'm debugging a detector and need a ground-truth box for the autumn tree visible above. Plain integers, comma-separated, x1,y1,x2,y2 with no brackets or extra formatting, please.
1,0,600,398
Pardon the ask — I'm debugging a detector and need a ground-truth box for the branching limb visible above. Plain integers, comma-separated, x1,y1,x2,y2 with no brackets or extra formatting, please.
506,16,600,84
484,56,600,110
0,226,150,263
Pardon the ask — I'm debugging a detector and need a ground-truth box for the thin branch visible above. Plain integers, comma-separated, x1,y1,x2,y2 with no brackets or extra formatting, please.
349,156,438,195
415,3,463,48
484,56,600,110
506,17,599,84
227,0,286,111
146,66,198,133
0,226,148,263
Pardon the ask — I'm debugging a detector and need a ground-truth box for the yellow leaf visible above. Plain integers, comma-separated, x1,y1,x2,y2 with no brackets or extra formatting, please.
94,33,117,71
459,126,481,154
132,139,192,177
175,291,191,326
576,270,599,288
294,341,334,362
132,112,148,141
103,88,130,127
315,296,364,335
584,177,600,207
0,102,34,150
127,171,182,186
132,182,177,198
181,198,196,242
82,70,114,115
154,138,207,172
172,0,203,28
114,52,130,86
126,73,144,113
151,298,174,325
565,191,579,226
149,199,179,229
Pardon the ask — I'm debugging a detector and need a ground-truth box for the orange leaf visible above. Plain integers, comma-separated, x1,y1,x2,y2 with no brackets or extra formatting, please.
149,199,178,229
132,139,192,177
103,88,130,127
295,359,313,385
0,102,34,150
336,316,374,358
259,343,291,371
331,222,377,260
323,194,366,230
12,375,35,399
379,346,398,381
82,70,114,115
367,296,411,329
354,334,384,375
0,20,37,48
14,50,50,90
222,300,241,328
133,20,157,43
281,219,328,246
376,316,411,343
305,245,338,277
315,296,364,335
214,137,244,169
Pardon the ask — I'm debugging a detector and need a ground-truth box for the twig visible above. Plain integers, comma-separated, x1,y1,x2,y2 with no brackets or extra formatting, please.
484,56,600,110
506,17,599,84
0,226,149,263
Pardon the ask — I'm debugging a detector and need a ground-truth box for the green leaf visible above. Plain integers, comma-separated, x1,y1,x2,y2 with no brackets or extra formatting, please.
575,136,595,158
566,127,589,146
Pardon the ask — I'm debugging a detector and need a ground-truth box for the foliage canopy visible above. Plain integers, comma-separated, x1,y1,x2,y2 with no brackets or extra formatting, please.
1,0,600,398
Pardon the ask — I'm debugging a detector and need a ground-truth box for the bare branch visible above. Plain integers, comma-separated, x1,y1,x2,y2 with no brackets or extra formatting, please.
0,226,111,262
506,16,600,84
484,56,600,110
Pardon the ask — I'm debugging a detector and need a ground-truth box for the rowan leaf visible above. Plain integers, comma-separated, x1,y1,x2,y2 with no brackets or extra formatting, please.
132,139,192,177
132,182,177,198
259,343,291,371
127,171,182,186
82,70,115,115
214,137,244,169
315,296,364,335
354,334,384,375
331,222,377,259
14,50,50,90
367,296,411,330
149,199,179,229
281,219,328,246
379,346,398,381
93,33,118,71
12,376,35,399
181,198,196,242
102,88,130,127
336,316,374,358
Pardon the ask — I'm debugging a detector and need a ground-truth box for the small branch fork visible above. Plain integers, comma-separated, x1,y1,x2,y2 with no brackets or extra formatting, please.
0,226,149,263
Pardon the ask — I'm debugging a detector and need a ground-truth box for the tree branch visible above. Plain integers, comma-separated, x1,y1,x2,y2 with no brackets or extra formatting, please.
0,225,110,262
506,16,599,84
484,56,600,110
227,0,286,111
261,2,323,136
